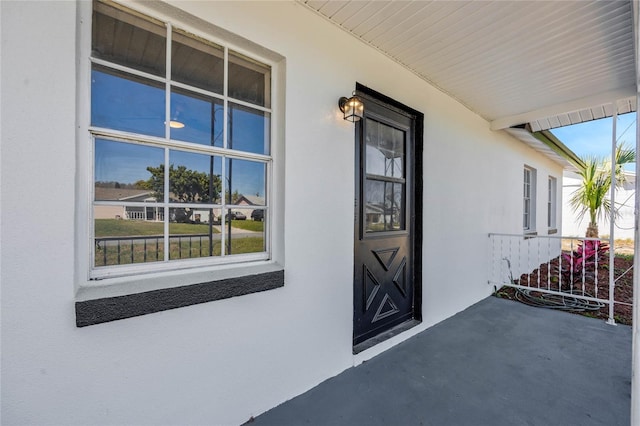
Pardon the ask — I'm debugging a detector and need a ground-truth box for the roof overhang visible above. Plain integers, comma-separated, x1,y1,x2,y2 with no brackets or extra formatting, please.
491,91,637,132
300,1,637,137
503,127,585,172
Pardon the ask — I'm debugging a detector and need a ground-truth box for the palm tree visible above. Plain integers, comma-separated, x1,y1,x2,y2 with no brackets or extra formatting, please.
569,144,635,238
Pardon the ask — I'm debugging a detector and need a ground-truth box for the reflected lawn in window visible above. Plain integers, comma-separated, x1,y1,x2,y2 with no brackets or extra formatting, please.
94,238,264,266
94,218,264,266
95,219,220,237
171,236,265,259
227,219,264,232
95,237,165,267
227,237,264,254
169,234,222,260
226,211,265,254
96,219,222,266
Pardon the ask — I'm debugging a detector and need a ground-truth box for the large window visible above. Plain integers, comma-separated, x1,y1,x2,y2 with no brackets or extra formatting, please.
90,1,272,278
523,166,536,232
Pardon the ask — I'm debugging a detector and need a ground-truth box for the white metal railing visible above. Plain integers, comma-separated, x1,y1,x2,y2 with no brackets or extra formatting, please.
488,233,633,324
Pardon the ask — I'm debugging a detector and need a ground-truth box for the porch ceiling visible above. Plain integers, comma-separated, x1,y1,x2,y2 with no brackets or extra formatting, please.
299,0,637,131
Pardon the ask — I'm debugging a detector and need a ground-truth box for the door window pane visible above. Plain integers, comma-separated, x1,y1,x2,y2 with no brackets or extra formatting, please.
366,119,404,178
92,66,165,137
365,180,405,232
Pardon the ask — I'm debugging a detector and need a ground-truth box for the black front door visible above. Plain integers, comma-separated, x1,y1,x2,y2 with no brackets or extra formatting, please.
354,92,419,347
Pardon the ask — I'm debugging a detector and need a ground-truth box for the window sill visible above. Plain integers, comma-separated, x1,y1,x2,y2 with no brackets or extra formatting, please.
76,262,284,327
548,228,558,235
523,230,537,239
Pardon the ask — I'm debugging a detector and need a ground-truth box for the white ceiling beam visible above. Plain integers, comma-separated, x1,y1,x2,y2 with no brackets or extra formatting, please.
490,86,637,130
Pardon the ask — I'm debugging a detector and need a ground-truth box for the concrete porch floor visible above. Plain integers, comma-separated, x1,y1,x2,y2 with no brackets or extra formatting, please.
254,297,631,426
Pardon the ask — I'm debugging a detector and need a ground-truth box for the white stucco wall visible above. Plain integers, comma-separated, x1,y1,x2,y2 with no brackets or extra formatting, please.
1,1,564,425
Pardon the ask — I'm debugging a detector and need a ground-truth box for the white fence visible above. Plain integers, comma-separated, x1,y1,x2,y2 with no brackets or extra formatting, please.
125,209,164,221
126,211,145,220
488,233,632,324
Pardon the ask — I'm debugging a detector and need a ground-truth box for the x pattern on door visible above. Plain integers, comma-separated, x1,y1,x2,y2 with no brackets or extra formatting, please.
363,247,408,323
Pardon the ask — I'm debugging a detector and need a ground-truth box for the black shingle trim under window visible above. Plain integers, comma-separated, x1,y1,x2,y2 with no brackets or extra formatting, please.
76,270,284,327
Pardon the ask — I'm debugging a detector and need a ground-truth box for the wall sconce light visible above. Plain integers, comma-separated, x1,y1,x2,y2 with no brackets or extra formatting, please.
338,93,364,122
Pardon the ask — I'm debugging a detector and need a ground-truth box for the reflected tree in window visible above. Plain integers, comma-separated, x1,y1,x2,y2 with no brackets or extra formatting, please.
145,163,222,205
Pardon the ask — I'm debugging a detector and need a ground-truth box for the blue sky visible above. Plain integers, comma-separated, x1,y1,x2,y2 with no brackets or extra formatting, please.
550,112,636,160
92,68,268,197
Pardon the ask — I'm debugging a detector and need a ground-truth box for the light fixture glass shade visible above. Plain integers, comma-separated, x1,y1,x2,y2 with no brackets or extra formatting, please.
339,95,364,122
169,120,185,129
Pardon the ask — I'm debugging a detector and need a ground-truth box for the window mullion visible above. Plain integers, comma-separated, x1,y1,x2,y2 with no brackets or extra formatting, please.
90,58,166,85
163,147,170,262
221,156,227,257
223,46,229,150
220,46,230,256
163,23,172,262
165,22,172,141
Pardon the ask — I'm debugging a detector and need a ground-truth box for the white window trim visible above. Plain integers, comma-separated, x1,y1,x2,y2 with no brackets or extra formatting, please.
548,176,557,230
523,166,537,233
75,0,286,300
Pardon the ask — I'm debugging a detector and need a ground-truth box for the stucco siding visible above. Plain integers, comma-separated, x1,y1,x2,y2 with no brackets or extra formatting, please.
0,1,564,425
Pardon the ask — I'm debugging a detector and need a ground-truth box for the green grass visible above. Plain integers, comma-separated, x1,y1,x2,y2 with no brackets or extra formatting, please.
94,219,264,267
94,236,264,267
95,219,220,237
226,237,264,254
169,222,220,235
226,220,264,232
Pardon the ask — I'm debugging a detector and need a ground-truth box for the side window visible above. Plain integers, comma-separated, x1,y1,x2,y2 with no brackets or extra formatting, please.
523,166,537,232
90,1,272,278
548,176,557,230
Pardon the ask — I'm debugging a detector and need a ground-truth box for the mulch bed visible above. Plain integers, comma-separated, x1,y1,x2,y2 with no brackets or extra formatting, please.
494,254,633,325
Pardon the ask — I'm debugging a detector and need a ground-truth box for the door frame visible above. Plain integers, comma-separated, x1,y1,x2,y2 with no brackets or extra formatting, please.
353,83,424,352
